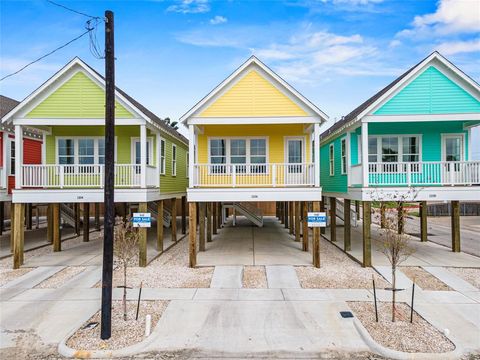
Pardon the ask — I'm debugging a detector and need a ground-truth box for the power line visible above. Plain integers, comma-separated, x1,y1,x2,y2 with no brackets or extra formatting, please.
46,0,100,19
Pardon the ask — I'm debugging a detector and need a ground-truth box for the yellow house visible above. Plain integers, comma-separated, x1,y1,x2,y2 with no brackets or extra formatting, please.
181,56,328,208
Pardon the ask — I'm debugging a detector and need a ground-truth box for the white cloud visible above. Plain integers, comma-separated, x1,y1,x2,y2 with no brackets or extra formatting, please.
398,0,480,38
389,39,401,48
436,39,480,55
327,0,383,4
210,15,227,25
167,0,210,14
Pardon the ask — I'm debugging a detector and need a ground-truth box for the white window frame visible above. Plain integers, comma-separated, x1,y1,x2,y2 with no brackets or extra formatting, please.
160,138,166,175
441,133,465,162
329,143,335,176
367,134,422,164
8,138,15,176
186,151,189,178
56,136,113,166
207,137,269,174
131,137,154,166
340,137,347,175
172,143,177,176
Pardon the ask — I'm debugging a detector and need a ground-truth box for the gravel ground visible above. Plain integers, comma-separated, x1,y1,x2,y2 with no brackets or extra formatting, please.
67,300,169,350
400,266,451,291
103,238,213,288
295,238,389,289
348,301,455,353
447,267,480,289
34,266,86,289
0,267,34,287
242,266,267,288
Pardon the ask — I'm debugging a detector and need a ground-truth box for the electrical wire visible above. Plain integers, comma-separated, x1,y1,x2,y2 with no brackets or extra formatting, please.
46,0,99,19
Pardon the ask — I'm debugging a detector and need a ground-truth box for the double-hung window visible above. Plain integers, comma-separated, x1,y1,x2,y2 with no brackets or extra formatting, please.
58,139,75,167
9,140,15,176
78,139,95,165
340,138,347,175
230,139,247,173
172,144,177,176
368,135,420,172
329,144,334,176
160,139,166,175
250,139,266,173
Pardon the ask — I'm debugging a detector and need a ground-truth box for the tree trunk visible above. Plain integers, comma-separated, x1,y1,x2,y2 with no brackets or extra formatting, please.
392,267,396,322
123,264,127,321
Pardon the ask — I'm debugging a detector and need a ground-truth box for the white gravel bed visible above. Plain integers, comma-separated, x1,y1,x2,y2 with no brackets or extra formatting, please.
96,238,213,289
34,266,87,289
349,301,455,353
447,267,480,289
242,266,267,288
67,300,168,351
400,266,451,291
0,267,34,287
295,238,389,289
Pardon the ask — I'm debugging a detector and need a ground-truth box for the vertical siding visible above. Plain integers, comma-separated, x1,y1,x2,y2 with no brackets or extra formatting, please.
26,71,133,119
320,137,348,193
200,70,308,117
375,66,480,115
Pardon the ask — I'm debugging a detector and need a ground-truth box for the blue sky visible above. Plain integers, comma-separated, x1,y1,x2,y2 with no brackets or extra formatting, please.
1,0,479,156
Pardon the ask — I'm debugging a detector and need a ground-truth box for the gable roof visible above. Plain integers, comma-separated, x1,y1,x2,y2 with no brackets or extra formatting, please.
2,57,188,145
320,51,480,141
0,95,19,119
180,55,328,123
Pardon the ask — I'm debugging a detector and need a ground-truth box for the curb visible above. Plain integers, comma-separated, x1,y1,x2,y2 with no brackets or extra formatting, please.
352,318,463,360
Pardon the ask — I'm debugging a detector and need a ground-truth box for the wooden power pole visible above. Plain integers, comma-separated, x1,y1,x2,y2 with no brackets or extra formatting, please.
101,9,115,340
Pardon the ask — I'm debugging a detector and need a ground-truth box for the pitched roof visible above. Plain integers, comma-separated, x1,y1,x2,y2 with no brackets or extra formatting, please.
0,95,19,119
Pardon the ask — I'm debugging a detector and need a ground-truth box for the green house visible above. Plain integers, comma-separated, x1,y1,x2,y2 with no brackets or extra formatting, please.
320,51,480,203
2,57,189,205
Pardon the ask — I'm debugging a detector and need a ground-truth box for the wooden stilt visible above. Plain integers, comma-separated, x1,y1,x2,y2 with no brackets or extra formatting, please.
10,205,15,253
380,202,386,229
344,199,351,251
420,201,428,242
451,200,460,252
47,204,53,243
320,198,326,234
189,202,197,268
157,200,164,252
302,201,309,251
284,202,289,229
289,201,294,235
95,203,100,230
330,197,336,242
123,202,128,221
181,196,187,235
398,201,404,235
13,203,25,269
199,202,206,251
280,202,284,224
171,198,177,242
138,202,148,267
312,201,320,268
83,203,90,242
217,202,222,229
213,201,218,235
355,200,360,221
362,201,372,267
74,203,81,236
207,202,212,242
295,201,301,242
52,203,61,252
25,203,32,230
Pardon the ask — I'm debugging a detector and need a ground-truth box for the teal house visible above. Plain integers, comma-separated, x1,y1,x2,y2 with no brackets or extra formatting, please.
319,52,480,265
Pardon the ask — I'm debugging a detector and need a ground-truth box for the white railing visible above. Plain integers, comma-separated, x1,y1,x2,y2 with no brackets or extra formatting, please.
146,165,158,187
0,167,4,189
21,164,155,188
368,161,480,186
193,163,315,188
350,164,362,186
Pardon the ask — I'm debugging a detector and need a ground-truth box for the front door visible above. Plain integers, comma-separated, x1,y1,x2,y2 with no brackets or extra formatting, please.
285,138,304,185
442,134,464,184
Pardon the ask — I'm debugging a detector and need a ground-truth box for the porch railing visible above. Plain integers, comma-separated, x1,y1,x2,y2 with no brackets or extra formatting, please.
368,161,480,186
193,163,315,188
21,164,157,188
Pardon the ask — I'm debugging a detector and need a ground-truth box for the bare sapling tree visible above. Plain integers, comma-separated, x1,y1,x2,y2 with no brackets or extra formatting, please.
369,188,419,322
113,215,139,320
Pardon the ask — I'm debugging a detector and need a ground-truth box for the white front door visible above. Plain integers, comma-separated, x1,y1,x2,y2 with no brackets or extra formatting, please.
442,134,464,184
285,138,304,185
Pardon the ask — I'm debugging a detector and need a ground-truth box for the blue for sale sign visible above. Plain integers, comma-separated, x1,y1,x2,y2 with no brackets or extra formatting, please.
132,213,151,228
307,212,327,227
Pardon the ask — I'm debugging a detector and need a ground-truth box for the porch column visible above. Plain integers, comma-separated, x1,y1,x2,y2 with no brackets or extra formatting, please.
329,197,336,242
171,198,177,242
188,125,195,187
314,123,321,188
289,201,294,235
14,125,23,189
295,201,301,242
207,202,212,243
320,197,326,235
284,202,289,229
420,201,428,242
362,201,372,267
13,203,25,269
312,201,320,268
199,202,206,252
83,203,90,242
52,203,61,252
138,202,148,267
74,203,81,236
213,201,218,235
344,199,351,251
302,201,309,252
397,202,404,235
94,203,101,231
157,200,164,251
451,201,460,252
181,196,187,235
140,124,147,188
189,202,197,267
361,122,369,187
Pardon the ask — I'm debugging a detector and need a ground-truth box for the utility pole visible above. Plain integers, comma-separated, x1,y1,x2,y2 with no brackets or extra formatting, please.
101,9,115,340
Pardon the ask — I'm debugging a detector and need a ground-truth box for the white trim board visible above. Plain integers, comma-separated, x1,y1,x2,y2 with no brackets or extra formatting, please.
364,114,480,122
188,116,319,125
187,187,322,202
